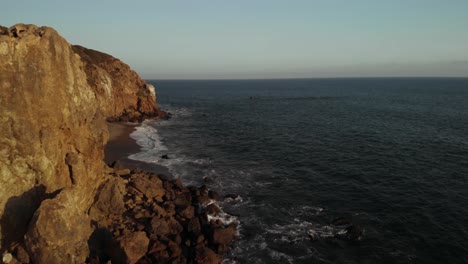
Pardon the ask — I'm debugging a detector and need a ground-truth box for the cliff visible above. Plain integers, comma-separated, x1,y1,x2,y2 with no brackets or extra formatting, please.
0,24,164,262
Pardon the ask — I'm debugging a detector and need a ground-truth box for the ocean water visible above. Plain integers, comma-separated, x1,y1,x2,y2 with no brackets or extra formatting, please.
130,78,468,264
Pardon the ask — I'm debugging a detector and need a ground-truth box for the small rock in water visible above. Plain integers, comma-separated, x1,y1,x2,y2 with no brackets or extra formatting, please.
203,176,213,183
332,217,352,226
345,224,364,241
161,154,169,159
224,194,240,200
208,190,220,200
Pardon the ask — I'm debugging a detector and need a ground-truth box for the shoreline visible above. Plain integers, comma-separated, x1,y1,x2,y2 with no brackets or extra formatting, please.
104,122,140,165
105,122,174,179
100,121,238,263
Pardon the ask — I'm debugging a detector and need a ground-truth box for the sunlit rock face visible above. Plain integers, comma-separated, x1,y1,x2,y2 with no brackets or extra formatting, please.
0,23,162,263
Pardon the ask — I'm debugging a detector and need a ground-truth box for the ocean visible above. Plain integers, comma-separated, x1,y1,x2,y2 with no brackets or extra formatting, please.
129,78,468,263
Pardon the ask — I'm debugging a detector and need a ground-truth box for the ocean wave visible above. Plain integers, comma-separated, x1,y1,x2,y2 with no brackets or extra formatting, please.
128,120,167,163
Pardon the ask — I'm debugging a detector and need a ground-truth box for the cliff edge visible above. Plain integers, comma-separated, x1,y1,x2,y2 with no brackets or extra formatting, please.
0,24,164,262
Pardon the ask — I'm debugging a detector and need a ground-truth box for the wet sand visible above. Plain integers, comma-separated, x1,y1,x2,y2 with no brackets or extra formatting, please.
104,122,140,165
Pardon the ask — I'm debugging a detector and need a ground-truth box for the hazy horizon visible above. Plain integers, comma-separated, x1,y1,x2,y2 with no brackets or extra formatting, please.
2,1,468,79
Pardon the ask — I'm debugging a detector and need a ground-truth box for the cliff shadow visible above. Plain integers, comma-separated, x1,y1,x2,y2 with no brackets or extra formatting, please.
0,185,57,253
87,227,113,263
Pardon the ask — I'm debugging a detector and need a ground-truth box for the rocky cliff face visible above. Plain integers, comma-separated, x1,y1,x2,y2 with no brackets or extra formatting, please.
0,24,164,262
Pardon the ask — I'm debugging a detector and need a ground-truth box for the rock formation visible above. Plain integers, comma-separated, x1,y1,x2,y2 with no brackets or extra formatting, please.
0,23,170,263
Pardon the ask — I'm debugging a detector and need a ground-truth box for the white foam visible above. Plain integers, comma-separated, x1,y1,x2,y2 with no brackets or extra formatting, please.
206,201,240,235
307,225,347,240
128,120,167,163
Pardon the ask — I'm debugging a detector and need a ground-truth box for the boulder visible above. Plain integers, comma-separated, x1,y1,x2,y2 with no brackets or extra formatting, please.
187,218,201,234
208,190,220,201
25,191,93,263
174,193,192,209
195,247,220,264
111,231,149,264
89,177,126,220
130,174,165,202
205,204,222,216
211,225,236,246
178,206,195,219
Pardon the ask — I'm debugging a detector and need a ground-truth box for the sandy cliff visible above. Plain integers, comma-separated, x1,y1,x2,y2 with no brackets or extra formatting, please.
0,24,164,262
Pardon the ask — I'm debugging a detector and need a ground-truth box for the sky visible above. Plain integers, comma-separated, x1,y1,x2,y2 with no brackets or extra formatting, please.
2,0,468,79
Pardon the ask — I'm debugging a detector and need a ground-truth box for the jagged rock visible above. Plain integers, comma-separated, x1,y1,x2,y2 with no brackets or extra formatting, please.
205,204,222,216
163,202,177,217
14,245,30,264
174,193,192,209
167,240,182,258
195,247,220,264
187,218,201,234
172,178,184,189
115,168,131,176
211,225,236,246
179,206,195,219
111,231,149,264
208,190,220,201
89,177,126,220
148,241,167,254
25,191,93,263
130,173,165,202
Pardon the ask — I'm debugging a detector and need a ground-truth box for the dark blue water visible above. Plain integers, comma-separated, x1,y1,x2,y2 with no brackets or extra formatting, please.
135,78,468,263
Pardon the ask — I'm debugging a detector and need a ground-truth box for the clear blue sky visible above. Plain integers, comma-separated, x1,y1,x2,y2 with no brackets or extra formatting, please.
2,0,468,79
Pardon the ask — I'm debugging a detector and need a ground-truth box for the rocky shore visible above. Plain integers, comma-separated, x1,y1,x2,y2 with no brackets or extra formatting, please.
0,23,235,263
88,161,237,264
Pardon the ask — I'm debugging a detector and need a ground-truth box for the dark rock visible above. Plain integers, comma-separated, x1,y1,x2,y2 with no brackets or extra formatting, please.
211,225,236,245
174,193,192,209
195,246,220,264
14,245,30,263
332,217,352,226
130,173,165,202
203,176,213,183
167,240,182,258
344,224,364,241
163,202,176,217
161,155,169,159
172,178,184,189
111,231,149,264
187,218,201,234
224,194,240,200
205,204,222,216
179,206,195,219
208,190,220,201
148,241,167,254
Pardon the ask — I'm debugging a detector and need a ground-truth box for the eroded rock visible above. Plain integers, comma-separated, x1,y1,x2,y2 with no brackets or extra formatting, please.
111,231,149,264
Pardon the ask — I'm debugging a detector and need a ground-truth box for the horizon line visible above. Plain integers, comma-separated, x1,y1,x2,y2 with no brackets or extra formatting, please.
144,76,468,81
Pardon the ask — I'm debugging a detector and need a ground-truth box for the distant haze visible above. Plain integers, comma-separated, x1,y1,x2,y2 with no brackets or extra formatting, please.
2,1,468,79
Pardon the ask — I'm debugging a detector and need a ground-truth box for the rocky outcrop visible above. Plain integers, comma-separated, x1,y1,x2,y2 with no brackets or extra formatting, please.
87,166,238,264
71,45,167,122
0,23,165,263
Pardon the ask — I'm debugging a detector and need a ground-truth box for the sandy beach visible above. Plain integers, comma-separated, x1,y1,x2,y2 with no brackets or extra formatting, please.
105,122,174,179
104,122,140,165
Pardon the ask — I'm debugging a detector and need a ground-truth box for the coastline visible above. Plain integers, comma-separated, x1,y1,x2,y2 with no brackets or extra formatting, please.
105,122,174,179
100,121,238,263
104,122,141,165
